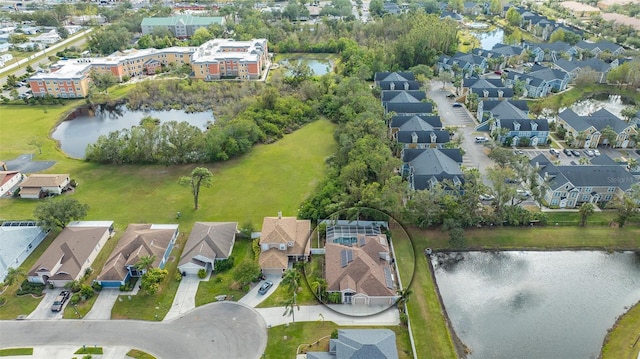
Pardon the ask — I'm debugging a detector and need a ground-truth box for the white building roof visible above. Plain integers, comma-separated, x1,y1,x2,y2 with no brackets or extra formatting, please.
67,221,114,228
0,226,45,282
29,60,92,80
191,38,267,64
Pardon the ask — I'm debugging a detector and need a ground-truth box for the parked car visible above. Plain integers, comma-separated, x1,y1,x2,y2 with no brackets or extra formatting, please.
516,189,531,198
494,70,502,75
514,149,524,155
258,280,273,295
452,103,462,108
475,136,489,143
593,149,601,156
563,148,572,156
571,149,581,156
584,149,595,157
51,290,70,312
479,194,495,201
550,149,560,156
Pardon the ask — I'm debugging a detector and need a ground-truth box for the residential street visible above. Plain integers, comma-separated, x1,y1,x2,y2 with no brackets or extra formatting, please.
0,302,267,359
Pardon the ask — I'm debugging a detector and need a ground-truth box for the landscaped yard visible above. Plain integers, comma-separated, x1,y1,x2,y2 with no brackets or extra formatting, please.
195,239,254,306
264,322,413,359
0,348,33,356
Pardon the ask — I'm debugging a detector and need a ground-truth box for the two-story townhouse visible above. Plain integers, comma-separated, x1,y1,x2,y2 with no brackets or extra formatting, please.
476,99,529,124
401,148,464,192
558,108,638,148
572,40,625,58
489,118,549,146
462,78,513,102
554,58,615,83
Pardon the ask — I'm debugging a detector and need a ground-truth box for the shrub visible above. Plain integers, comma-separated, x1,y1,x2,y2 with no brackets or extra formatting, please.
330,329,338,339
197,268,207,279
400,312,408,325
92,282,102,291
175,272,182,282
0,296,6,306
80,284,95,300
213,256,234,273
70,293,81,305
16,280,45,296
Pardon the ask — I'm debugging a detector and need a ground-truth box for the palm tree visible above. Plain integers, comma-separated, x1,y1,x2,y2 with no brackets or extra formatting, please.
282,292,299,323
3,267,25,286
310,278,327,301
281,268,301,293
135,255,157,273
396,288,413,312
627,157,638,172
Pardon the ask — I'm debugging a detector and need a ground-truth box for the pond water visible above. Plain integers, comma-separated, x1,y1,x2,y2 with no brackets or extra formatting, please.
52,104,213,158
472,28,505,50
571,94,634,119
280,58,333,76
432,251,640,359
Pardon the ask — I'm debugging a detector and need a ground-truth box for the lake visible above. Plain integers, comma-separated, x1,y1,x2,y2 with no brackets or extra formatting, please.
280,57,334,76
52,104,213,159
432,251,640,359
472,28,505,50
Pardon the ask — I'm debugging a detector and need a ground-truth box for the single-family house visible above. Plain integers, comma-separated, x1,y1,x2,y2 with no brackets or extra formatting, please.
0,43,10,53
530,154,637,208
0,53,13,67
463,2,483,15
307,329,399,359
21,26,40,35
0,222,47,283
258,213,311,275
177,222,237,275
96,224,178,287
476,99,529,123
33,29,61,45
440,11,463,22
402,148,464,191
557,108,638,148
14,42,43,51
28,221,114,287
325,230,398,306
19,174,70,199
0,171,22,197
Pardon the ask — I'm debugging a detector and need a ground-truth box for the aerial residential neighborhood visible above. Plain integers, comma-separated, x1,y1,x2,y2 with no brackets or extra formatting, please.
0,0,639,358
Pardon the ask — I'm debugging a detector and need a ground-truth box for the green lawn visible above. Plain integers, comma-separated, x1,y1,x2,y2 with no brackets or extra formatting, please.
195,239,254,306
74,346,103,354
264,322,413,359
256,275,318,308
126,349,157,359
601,301,640,359
0,348,33,356
393,228,456,359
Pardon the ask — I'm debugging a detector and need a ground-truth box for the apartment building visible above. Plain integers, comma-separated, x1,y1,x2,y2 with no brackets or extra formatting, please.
141,15,225,38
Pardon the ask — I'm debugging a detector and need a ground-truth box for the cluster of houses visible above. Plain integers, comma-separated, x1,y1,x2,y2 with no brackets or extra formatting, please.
0,172,70,199
28,38,269,98
0,25,83,59
375,71,465,192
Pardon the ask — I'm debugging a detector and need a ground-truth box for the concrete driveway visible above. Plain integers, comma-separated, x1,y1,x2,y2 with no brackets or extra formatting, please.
239,274,283,308
84,289,120,320
27,289,64,320
1,302,267,359
164,274,202,321
256,304,400,327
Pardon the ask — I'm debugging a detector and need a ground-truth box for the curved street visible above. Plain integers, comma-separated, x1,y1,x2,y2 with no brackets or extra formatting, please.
0,302,267,359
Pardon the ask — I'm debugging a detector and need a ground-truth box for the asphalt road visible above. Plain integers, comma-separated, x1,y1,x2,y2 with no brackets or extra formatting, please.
0,302,268,359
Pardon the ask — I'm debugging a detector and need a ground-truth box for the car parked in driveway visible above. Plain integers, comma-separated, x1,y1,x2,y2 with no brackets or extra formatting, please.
258,280,273,295
51,291,70,312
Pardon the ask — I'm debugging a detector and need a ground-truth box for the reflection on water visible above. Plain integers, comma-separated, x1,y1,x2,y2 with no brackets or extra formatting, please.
471,29,504,50
52,104,213,158
433,251,640,359
281,58,333,76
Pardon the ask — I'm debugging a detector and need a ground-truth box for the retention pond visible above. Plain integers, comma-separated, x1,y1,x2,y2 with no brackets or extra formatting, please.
432,251,640,359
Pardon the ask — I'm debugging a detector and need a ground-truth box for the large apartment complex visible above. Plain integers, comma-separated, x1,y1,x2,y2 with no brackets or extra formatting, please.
141,15,225,38
28,38,269,98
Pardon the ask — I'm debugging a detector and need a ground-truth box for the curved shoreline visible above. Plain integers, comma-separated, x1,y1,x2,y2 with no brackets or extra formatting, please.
599,300,640,359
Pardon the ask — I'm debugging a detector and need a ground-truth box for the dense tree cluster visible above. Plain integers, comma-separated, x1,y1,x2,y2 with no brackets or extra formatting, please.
85,78,320,164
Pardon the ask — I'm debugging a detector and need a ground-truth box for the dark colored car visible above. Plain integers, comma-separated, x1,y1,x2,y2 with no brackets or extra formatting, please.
550,149,560,156
452,103,462,108
571,149,581,156
563,148,572,156
51,290,70,312
258,280,273,295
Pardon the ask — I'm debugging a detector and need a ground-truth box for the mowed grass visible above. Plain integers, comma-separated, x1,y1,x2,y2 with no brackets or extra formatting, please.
0,348,33,356
601,301,640,359
264,322,413,359
393,228,456,359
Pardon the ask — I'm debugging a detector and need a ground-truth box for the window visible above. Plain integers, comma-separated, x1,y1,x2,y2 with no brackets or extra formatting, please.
585,187,592,193
570,192,577,198
608,187,615,192
551,199,559,205
604,195,612,201
582,194,590,201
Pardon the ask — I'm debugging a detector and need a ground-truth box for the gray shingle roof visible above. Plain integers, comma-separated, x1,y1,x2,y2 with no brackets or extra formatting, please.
390,115,442,130
385,92,422,103
497,118,549,131
471,87,514,98
463,77,505,88
385,102,433,115
491,43,524,56
378,81,421,91
380,90,426,102
178,222,237,268
308,329,398,359
374,72,415,83
559,108,630,133
526,41,572,53
403,148,463,190
574,40,623,53
482,100,529,119
397,130,450,144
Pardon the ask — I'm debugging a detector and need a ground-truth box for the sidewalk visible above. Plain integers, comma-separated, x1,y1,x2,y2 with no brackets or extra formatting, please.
255,304,400,327
1,345,133,359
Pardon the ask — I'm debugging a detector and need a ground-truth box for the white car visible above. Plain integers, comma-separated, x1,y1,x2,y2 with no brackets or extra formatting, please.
475,136,489,143
593,149,601,156
479,194,495,201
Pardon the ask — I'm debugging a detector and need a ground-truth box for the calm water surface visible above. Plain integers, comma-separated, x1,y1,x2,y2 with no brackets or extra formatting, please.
52,104,213,158
433,251,640,359
473,29,505,50
281,58,333,76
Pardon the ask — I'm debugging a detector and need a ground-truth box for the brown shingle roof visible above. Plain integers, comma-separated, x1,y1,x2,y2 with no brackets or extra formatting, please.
28,224,111,280
20,174,69,188
97,224,178,282
178,222,237,267
325,235,396,297
259,248,288,270
260,216,310,257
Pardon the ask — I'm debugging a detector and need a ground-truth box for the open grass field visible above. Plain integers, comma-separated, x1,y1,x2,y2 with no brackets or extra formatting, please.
264,322,413,359
601,301,640,359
